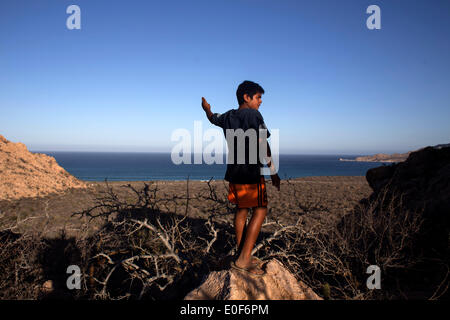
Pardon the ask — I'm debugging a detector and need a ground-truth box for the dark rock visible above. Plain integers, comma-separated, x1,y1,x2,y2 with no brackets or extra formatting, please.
365,144,450,258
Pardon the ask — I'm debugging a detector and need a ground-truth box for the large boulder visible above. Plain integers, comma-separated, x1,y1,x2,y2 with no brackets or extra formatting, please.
184,259,322,300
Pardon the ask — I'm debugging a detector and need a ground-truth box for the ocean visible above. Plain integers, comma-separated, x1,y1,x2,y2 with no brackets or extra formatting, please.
36,152,390,181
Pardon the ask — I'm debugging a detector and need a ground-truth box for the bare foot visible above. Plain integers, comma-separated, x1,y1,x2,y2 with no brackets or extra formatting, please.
234,259,265,276
235,251,262,266
251,256,263,266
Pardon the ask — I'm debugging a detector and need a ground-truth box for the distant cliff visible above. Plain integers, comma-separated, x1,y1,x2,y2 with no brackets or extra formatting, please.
339,152,411,163
339,144,450,163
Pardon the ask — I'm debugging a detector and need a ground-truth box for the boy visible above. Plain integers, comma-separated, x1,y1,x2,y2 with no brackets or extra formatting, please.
201,80,280,276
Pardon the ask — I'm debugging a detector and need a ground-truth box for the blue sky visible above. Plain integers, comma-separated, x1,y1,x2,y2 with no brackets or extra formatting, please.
1,0,449,155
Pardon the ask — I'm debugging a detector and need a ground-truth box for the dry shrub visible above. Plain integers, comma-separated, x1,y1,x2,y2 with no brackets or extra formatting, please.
0,230,44,299
69,180,237,300
0,179,447,300
258,183,448,300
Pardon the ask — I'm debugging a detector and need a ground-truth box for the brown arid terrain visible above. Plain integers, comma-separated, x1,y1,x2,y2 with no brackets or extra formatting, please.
0,173,375,300
0,176,371,239
0,135,448,300
0,134,88,200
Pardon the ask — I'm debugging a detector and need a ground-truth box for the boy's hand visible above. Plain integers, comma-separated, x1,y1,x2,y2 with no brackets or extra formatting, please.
201,97,211,112
271,173,280,191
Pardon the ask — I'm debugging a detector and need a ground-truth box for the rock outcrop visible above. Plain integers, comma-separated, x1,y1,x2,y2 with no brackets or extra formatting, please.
0,134,87,200
184,259,322,300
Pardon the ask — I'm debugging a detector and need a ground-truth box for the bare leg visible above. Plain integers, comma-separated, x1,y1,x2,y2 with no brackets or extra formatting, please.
235,206,267,273
234,208,249,252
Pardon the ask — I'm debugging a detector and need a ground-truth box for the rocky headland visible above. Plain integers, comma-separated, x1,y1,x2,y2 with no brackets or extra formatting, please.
340,143,450,163
344,153,410,162
339,151,412,163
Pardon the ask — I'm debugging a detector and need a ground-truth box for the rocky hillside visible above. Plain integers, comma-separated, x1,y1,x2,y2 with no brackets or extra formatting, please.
365,143,450,258
0,135,88,200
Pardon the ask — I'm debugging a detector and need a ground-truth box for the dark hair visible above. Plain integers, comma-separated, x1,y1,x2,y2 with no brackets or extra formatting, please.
236,80,265,106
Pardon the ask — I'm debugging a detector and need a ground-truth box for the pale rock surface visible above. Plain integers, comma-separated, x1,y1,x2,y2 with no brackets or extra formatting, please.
0,134,88,200
184,259,322,300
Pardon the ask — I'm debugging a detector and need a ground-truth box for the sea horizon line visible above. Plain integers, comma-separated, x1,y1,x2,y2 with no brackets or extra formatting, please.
29,150,392,157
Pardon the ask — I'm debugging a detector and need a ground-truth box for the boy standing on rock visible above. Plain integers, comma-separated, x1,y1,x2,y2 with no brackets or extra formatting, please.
202,80,280,276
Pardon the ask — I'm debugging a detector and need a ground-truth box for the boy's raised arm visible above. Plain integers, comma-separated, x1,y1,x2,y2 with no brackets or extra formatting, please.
202,97,224,127
202,97,214,122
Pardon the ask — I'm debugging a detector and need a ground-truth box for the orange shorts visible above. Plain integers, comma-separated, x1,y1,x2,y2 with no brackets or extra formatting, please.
228,176,268,208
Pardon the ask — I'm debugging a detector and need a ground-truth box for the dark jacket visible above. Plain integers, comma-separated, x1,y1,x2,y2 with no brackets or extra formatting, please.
210,108,271,184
